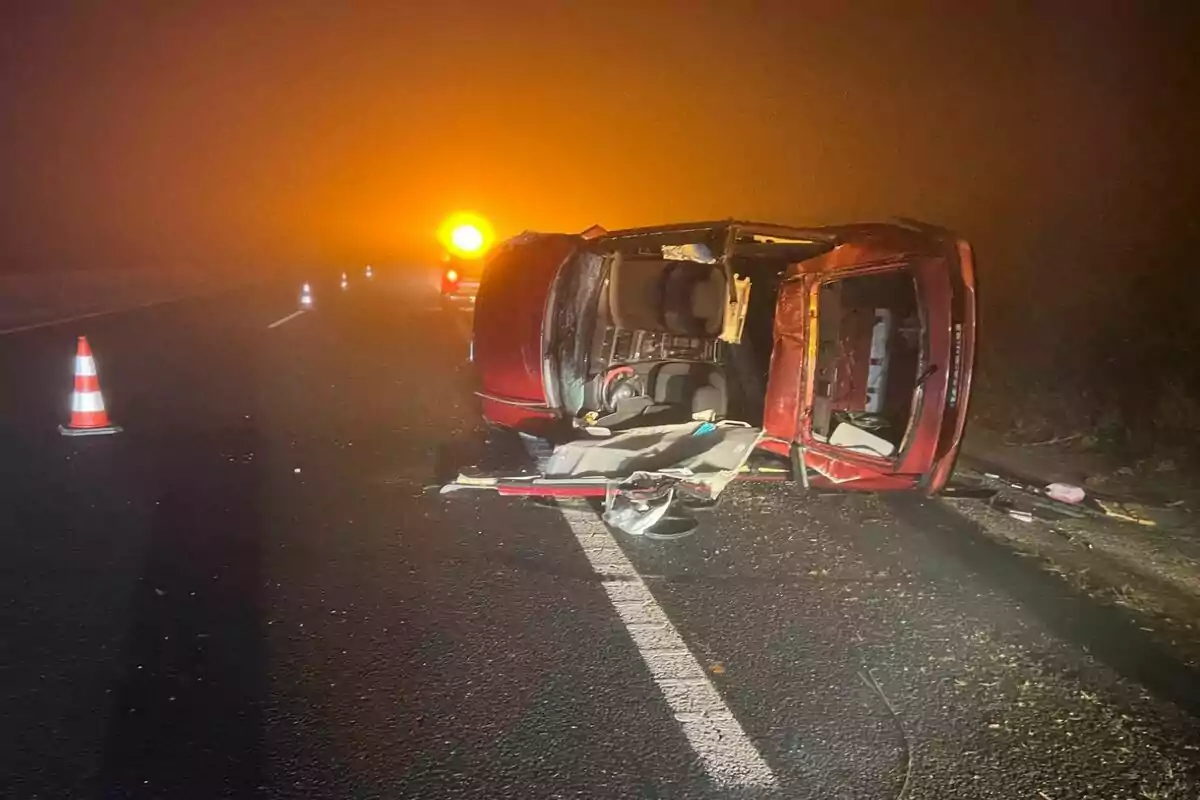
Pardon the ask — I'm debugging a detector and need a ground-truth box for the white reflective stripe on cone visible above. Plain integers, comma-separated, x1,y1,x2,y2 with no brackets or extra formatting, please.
75,355,97,377
71,391,106,412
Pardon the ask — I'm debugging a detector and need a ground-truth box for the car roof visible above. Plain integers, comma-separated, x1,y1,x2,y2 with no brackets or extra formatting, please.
597,219,945,244
494,218,951,259
601,219,828,242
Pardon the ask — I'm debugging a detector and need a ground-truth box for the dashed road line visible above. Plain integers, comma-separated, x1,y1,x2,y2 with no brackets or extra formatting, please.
0,295,194,336
266,309,307,329
443,306,774,788
563,511,778,790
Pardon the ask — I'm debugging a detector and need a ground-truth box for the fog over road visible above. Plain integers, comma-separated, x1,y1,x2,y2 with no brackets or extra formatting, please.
1,270,1197,799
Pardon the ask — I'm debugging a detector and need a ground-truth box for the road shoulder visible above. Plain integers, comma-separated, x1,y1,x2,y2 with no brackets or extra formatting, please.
941,431,1200,668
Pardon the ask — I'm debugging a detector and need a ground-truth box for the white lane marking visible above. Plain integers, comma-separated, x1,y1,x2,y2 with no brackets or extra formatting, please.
563,512,778,789
266,309,307,329
0,294,194,336
441,306,773,787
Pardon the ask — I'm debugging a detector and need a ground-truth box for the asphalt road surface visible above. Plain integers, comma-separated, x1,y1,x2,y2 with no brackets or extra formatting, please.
2,270,1199,799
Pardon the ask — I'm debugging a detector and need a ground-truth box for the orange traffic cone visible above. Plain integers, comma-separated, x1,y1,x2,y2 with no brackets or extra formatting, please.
60,336,121,436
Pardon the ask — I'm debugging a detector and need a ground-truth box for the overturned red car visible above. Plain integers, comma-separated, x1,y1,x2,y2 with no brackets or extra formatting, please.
469,220,976,494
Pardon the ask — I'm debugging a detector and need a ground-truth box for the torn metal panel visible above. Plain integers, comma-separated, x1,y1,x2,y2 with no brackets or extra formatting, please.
441,422,761,509
544,421,759,483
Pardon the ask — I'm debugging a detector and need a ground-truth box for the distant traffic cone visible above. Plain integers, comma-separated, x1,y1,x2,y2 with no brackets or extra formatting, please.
364,264,374,279
340,271,349,291
60,336,121,436
299,282,314,309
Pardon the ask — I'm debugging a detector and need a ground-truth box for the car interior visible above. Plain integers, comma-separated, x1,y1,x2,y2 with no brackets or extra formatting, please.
572,252,730,428
557,231,836,431
809,270,922,457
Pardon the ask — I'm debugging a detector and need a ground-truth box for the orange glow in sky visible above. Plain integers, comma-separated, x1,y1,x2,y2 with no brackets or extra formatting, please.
0,3,1178,279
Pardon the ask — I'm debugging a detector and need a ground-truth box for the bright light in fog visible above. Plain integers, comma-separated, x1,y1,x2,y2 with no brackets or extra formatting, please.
451,224,484,254
446,268,459,282
438,211,494,259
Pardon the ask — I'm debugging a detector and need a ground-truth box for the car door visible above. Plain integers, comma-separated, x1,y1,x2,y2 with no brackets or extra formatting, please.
761,224,959,491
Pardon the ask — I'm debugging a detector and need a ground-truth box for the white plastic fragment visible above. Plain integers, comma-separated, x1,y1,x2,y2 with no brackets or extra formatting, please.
1046,482,1085,504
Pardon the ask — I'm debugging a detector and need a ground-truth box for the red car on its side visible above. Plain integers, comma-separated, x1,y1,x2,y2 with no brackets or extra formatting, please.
470,220,976,494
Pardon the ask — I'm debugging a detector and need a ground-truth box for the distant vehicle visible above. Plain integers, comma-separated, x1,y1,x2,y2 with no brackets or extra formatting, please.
439,254,483,309
470,220,976,494
365,265,374,279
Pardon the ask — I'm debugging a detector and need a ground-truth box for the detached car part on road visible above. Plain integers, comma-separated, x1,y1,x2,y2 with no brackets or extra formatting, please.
466,219,976,498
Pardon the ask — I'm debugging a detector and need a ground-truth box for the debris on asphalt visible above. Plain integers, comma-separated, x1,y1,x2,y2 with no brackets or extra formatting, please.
602,473,678,536
1048,527,1093,549
1046,482,1086,504
956,463,1177,529
440,421,759,537
1093,499,1157,527
941,483,999,500
990,494,1081,523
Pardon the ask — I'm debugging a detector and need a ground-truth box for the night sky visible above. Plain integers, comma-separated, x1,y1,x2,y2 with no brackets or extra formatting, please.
3,1,1194,278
